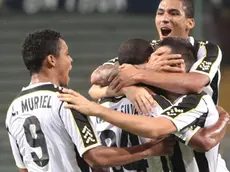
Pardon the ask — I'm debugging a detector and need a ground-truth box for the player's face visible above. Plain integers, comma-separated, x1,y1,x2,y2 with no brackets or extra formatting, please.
155,0,195,40
56,39,73,87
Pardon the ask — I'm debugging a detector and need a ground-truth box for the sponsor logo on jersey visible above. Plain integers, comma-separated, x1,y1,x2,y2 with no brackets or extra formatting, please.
198,60,212,72
164,107,184,118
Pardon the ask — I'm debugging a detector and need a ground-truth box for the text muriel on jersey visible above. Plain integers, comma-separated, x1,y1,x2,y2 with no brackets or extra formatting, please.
21,95,52,113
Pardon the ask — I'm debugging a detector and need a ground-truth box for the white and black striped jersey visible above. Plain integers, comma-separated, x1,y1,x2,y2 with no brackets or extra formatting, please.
94,92,224,172
102,36,222,104
5,83,100,172
91,96,167,172
160,92,220,172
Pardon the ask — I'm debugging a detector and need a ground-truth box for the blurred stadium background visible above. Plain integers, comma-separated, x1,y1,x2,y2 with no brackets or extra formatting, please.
0,0,229,171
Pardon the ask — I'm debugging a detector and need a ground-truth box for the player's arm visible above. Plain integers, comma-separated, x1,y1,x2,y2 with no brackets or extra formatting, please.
110,65,209,94
59,90,209,139
84,138,174,168
142,41,223,94
188,106,229,152
7,131,27,171
88,85,124,100
58,101,174,168
89,64,119,100
110,43,222,94
90,57,119,86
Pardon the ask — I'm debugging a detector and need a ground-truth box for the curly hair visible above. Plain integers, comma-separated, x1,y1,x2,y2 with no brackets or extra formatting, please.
22,29,63,74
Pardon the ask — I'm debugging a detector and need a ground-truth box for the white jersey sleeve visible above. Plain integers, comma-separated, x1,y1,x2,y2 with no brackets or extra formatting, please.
160,92,219,132
5,104,25,169
59,102,101,157
190,41,222,83
174,126,201,145
8,131,26,169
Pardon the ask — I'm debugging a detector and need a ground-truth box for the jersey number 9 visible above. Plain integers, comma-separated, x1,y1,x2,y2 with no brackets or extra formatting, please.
23,116,49,167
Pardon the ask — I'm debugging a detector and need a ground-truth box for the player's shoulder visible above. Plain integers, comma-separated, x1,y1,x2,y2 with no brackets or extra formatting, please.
17,84,64,97
175,91,209,107
195,39,220,50
153,94,172,109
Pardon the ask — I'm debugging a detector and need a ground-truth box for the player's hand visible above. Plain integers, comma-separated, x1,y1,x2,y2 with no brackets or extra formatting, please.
58,89,101,116
146,47,184,72
109,64,139,92
122,86,156,114
148,136,176,156
216,106,230,124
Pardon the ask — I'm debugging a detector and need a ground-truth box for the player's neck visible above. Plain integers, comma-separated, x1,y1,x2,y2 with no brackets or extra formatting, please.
30,72,60,86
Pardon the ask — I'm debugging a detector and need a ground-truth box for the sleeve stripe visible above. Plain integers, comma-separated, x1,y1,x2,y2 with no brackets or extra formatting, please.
209,45,221,73
161,93,206,119
70,110,99,148
195,42,221,74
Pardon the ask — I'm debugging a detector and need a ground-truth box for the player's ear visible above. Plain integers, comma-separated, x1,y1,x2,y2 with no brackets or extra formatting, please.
186,18,195,31
46,55,56,68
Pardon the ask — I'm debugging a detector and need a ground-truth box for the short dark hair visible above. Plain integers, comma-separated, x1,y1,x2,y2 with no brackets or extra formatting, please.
182,0,194,18
156,37,196,72
118,38,153,65
160,0,194,18
22,29,63,74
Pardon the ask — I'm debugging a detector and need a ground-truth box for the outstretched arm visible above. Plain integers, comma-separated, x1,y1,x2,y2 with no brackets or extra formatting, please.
84,138,174,168
109,65,209,94
58,89,208,139
110,43,222,94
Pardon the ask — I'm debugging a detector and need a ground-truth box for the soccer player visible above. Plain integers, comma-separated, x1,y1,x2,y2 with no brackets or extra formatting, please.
89,0,222,113
58,37,229,172
5,29,175,172
90,38,229,172
89,1,225,170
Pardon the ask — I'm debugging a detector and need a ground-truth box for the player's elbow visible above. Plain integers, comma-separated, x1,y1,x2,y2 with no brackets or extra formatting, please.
193,138,215,152
187,83,204,94
86,158,106,168
187,73,210,94
83,147,110,168
88,86,99,100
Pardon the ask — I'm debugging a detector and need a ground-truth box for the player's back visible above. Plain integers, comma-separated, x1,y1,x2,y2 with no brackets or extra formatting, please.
93,96,163,172
6,83,95,172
